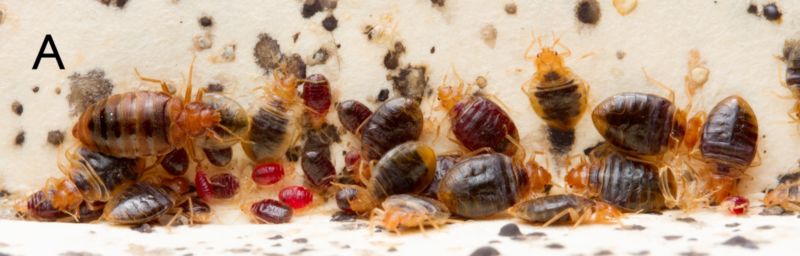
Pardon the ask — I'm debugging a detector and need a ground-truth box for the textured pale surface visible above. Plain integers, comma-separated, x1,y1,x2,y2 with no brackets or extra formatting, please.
0,0,798,255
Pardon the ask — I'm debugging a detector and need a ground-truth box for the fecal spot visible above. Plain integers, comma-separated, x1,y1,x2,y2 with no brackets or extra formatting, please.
67,69,114,117
576,0,601,25
391,65,429,103
481,24,498,48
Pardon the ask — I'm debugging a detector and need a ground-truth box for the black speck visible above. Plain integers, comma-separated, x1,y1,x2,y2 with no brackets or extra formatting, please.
747,4,758,15
302,0,323,18
594,250,613,256
505,3,517,15
341,245,350,249
616,51,626,60
377,89,390,102
286,145,302,162
763,3,781,21
430,46,436,54
330,211,357,222
293,238,308,244
199,16,213,27
336,43,341,48
756,225,774,230
470,246,499,256
688,238,698,241
527,232,546,237
679,251,708,256
131,223,153,233
576,0,601,25
498,223,522,237
676,217,696,223
32,86,39,93
47,130,65,146
663,235,682,241
322,15,338,31
14,131,24,146
723,235,758,249
11,101,22,116
546,243,564,249
207,83,224,92
431,0,445,7
391,65,429,103
67,69,114,117
388,247,397,252
725,222,740,228
268,235,283,240
617,224,646,231
732,229,740,232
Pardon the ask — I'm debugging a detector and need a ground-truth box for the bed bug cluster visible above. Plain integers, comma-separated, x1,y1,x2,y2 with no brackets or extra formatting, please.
16,26,800,233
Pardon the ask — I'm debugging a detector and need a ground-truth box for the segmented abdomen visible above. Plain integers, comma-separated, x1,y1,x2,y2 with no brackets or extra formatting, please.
104,183,175,224
451,96,519,156
592,93,675,156
701,96,758,176
588,152,664,212
73,91,182,158
510,194,594,223
360,97,423,161
242,104,295,163
531,79,588,129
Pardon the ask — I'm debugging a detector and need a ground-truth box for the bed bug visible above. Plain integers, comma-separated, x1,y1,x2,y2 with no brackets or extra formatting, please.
360,97,424,161
176,196,213,224
102,182,183,225
437,153,530,218
301,150,336,188
521,35,588,155
161,148,189,176
73,59,233,159
697,96,758,203
301,74,333,128
252,162,286,186
247,199,293,224
780,40,800,120
337,100,373,134
763,179,800,212
202,147,233,167
279,185,314,209
18,185,72,221
509,194,622,226
369,194,452,234
566,146,666,212
208,172,240,199
421,154,460,199
193,93,251,150
437,75,519,156
242,70,302,163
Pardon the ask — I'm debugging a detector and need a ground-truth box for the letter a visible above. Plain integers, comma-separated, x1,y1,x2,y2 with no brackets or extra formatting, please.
32,34,65,70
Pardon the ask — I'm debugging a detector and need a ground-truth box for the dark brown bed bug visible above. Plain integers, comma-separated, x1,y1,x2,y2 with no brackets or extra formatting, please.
370,194,452,234
566,146,666,212
437,78,519,156
764,179,800,212
337,99,372,134
522,35,588,155
61,147,142,205
421,154,461,199
509,194,622,226
360,97,424,161
698,96,758,203
102,182,181,225
247,199,293,224
301,150,336,188
73,59,232,158
202,147,233,167
781,40,800,101
193,93,251,150
242,72,301,163
437,153,530,218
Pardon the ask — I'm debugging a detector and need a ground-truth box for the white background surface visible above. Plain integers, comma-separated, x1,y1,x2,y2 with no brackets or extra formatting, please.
0,0,798,255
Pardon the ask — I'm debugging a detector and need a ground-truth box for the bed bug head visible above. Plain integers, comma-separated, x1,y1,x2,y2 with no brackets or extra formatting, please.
526,33,573,83
436,69,468,111
564,157,589,192
178,101,222,138
591,201,623,223
267,65,300,106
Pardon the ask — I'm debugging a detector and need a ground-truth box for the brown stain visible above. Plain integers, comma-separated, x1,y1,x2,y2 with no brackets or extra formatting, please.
14,131,24,146
11,101,22,116
47,130,65,146
391,65,429,103
576,0,601,25
469,246,500,256
322,15,338,31
32,86,39,93
253,34,307,78
498,223,522,237
505,3,517,15
67,69,114,117
97,0,129,8
480,24,498,48
198,16,213,27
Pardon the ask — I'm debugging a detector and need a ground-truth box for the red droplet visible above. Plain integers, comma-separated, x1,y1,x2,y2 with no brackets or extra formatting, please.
724,196,749,215
301,74,332,120
210,173,240,199
252,162,285,185
279,186,314,209
194,168,213,201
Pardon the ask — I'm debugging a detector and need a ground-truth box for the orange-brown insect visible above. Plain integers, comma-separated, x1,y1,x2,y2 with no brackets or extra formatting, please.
72,58,231,159
242,70,302,163
764,174,800,212
522,34,588,156
369,194,452,234
509,194,623,227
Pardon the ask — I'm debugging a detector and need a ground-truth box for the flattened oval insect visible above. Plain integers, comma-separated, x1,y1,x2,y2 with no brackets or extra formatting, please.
509,194,622,226
193,93,251,150
301,73,333,128
699,95,758,203
566,146,666,212
301,150,336,188
522,35,588,155
242,72,301,163
62,147,141,204
337,100,373,134
72,60,227,158
370,194,451,234
437,153,530,218
247,199,293,224
421,154,460,199
360,97,424,161
18,186,71,221
103,182,177,225
781,40,800,102
763,179,800,212
437,77,519,156
367,142,436,201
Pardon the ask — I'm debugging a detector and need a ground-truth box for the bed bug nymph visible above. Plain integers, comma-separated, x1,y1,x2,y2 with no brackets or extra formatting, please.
369,194,452,234
509,194,623,227
242,68,302,163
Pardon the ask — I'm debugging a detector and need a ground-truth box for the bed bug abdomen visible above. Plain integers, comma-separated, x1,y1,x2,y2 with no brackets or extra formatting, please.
589,151,664,212
66,147,140,203
360,97,423,161
368,142,436,201
451,96,519,156
509,194,594,224
700,96,758,176
592,93,676,156
243,105,297,163
103,183,175,225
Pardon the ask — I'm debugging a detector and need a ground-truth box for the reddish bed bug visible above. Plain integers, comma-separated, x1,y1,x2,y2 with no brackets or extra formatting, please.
337,100,373,134
301,150,336,188
252,162,285,186
242,70,302,163
301,74,333,128
369,194,452,234
161,148,189,176
359,97,424,161
437,73,519,157
509,194,622,226
279,185,314,209
72,58,235,158
248,199,293,224
521,35,588,155
209,172,240,199
194,167,214,201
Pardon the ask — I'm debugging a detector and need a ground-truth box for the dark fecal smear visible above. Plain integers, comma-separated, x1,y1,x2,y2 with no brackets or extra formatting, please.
199,16,213,27
272,243,281,247
32,86,39,93
576,0,601,25
616,51,626,60
546,243,564,249
302,0,324,18
547,127,575,155
67,69,114,117
431,0,445,7
498,223,522,237
14,131,24,146
763,3,781,21
756,225,774,230
97,0,129,8
505,3,517,15
11,101,22,116
292,238,308,244
679,251,708,256
377,89,390,102
617,224,645,231
676,217,696,223
268,235,283,240
747,4,758,15
330,211,357,222
725,222,740,228
527,232,546,237
55,88,62,95
131,223,153,233
723,236,758,249
47,130,64,146
322,15,338,31
594,250,613,256
206,83,224,92
384,51,400,70
59,251,102,256
470,246,500,256
430,46,436,54
254,33,284,74
392,65,429,103
664,235,682,241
